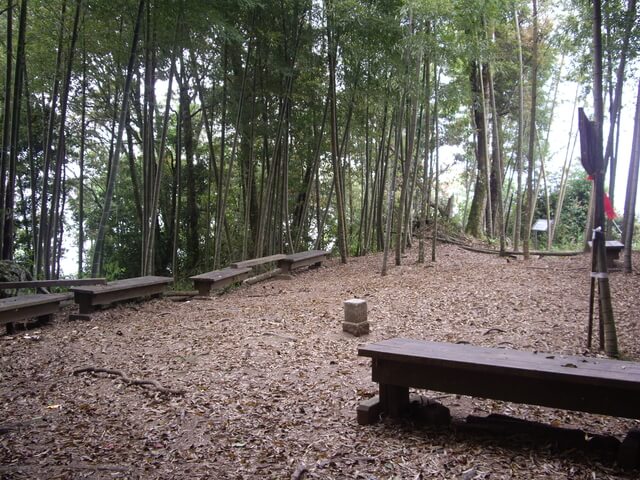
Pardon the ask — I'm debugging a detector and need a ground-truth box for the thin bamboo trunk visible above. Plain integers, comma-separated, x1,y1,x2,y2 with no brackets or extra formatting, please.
91,0,145,277
382,110,400,276
47,0,83,276
431,67,440,262
513,7,524,252
172,109,181,282
215,43,251,265
622,81,640,273
604,0,637,217
78,19,86,276
36,0,66,277
550,86,579,244
418,56,431,263
4,0,28,261
523,0,538,260
326,10,347,263
0,0,13,258
487,60,505,253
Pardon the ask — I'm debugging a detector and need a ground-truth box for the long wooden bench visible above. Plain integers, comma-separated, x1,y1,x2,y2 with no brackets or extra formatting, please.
70,275,172,314
230,254,286,270
0,293,72,333
358,338,640,425
276,250,329,274
189,267,252,295
0,278,107,290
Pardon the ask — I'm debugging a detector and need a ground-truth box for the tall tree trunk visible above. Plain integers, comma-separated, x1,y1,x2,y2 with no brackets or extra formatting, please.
3,0,28,260
143,24,178,275
478,63,492,237
604,0,637,223
382,109,400,276
369,97,390,254
215,42,251,266
523,0,538,260
213,44,228,267
622,81,640,273
47,0,83,277
591,0,617,357
513,7,524,251
431,67,440,262
91,0,145,277
394,93,409,266
24,68,39,273
326,5,347,263
0,0,13,258
550,86,579,245
395,12,417,265
78,17,86,276
487,60,505,253
178,64,199,274
465,62,488,237
295,97,329,251
172,109,182,282
36,0,67,277
418,55,431,263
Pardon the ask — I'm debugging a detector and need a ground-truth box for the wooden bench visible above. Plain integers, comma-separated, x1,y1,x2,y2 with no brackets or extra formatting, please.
276,250,329,274
189,267,252,295
230,254,286,270
70,275,172,314
588,240,624,268
0,278,107,290
358,338,640,425
0,293,72,333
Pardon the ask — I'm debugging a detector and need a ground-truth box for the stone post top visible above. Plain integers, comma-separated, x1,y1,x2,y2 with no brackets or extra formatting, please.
344,298,367,306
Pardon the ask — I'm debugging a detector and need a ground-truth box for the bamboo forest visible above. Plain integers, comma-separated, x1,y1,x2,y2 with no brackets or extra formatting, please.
0,0,638,281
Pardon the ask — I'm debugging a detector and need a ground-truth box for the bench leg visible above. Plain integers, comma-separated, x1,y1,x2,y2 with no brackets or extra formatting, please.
357,395,381,425
35,313,53,327
279,264,291,275
194,282,211,296
618,429,640,469
380,384,409,418
197,286,210,296
77,298,96,315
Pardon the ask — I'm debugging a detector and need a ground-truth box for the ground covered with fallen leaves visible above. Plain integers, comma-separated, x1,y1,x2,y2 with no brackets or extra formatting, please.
2,244,640,479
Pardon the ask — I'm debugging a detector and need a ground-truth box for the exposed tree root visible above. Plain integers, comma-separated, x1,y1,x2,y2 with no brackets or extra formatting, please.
291,463,308,480
73,367,185,395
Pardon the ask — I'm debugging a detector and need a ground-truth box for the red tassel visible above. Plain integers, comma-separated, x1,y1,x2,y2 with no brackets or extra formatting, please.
604,194,616,219
587,176,616,219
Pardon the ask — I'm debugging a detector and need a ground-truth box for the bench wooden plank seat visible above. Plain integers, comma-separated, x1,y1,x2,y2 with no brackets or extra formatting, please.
230,254,286,270
588,240,624,268
189,267,252,295
276,250,329,274
0,293,71,332
0,278,107,290
70,275,172,314
358,338,640,425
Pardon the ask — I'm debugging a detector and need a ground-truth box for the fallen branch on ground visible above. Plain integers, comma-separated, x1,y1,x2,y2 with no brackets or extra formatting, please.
458,244,583,257
73,367,185,395
244,268,283,285
164,290,199,298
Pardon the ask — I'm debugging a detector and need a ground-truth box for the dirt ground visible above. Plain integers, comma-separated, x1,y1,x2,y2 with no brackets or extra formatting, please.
1,244,640,479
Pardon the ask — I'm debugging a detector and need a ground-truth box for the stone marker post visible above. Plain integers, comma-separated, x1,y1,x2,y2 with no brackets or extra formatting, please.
343,298,369,336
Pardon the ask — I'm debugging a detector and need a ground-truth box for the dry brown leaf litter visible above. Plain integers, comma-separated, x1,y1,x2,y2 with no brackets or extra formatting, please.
1,244,639,479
